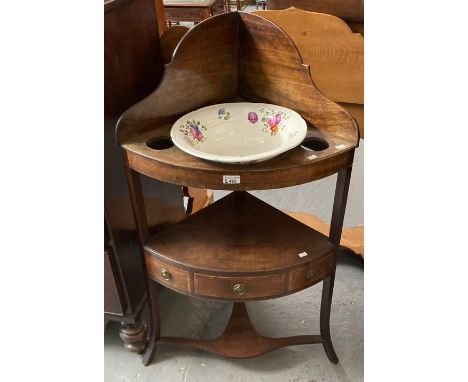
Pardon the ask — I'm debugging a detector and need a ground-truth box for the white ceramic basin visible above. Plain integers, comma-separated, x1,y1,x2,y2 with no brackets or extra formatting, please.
170,102,307,164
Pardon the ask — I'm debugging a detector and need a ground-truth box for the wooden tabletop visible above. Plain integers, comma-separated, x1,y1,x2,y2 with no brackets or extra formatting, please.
118,12,358,191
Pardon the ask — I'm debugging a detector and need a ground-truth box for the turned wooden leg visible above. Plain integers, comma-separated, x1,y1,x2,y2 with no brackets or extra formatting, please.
142,278,161,366
119,319,147,354
320,271,338,363
123,162,159,365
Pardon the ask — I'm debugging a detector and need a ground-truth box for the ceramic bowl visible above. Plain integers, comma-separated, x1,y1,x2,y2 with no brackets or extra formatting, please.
170,102,307,164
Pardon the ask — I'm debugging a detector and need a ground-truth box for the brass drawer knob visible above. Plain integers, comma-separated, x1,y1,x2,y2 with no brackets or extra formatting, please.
306,269,316,281
233,283,246,295
160,268,172,281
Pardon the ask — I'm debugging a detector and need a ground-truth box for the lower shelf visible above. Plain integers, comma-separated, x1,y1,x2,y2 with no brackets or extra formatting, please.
144,191,336,300
159,302,324,359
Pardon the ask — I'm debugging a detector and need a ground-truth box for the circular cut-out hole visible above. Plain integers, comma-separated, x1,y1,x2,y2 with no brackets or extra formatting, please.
146,136,174,150
301,137,329,151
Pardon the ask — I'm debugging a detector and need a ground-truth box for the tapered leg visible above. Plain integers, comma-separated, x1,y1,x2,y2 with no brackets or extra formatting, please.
142,278,160,366
319,164,353,364
320,271,338,363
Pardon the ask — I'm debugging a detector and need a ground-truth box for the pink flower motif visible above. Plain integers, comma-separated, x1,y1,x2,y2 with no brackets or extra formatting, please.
248,112,258,124
190,127,202,141
274,113,282,124
266,116,275,127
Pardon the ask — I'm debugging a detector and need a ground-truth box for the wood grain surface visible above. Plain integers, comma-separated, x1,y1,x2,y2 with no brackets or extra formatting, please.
286,210,364,256
252,7,364,137
117,12,358,190
145,192,335,275
266,0,364,24
253,7,363,104
159,302,323,358
160,26,189,64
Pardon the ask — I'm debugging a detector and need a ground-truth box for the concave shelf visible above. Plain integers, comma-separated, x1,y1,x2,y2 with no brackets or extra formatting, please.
145,191,335,276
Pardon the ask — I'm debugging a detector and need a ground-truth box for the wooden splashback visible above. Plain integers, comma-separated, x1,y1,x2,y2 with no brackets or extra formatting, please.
116,12,239,143
238,12,357,144
117,11,358,146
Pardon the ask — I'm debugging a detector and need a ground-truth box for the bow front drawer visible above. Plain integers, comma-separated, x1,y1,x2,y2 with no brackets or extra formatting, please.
146,255,191,294
193,273,285,300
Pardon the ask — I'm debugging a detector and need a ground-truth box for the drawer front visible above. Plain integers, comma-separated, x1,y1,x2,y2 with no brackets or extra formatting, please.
194,273,285,299
146,255,191,293
288,254,335,293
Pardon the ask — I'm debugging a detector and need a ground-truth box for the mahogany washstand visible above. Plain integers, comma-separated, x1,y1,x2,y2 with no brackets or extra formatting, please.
116,11,359,365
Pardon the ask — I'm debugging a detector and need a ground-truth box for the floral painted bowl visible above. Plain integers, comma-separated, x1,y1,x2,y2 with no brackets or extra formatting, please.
170,103,307,164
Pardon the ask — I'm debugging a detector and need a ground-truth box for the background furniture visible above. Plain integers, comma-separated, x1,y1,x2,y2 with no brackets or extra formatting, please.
116,12,358,365
253,7,363,138
267,0,364,34
253,6,364,256
104,0,187,352
160,25,190,63
256,0,267,10
226,0,248,11
163,0,225,26
154,0,168,35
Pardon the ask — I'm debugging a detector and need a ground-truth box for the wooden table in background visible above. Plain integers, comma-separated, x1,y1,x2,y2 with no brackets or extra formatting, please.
163,0,225,25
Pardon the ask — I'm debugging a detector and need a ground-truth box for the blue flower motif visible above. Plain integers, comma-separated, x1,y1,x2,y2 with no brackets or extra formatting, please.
188,122,199,130
218,108,225,115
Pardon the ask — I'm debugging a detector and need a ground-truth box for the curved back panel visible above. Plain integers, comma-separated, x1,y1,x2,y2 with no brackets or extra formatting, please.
238,12,357,143
117,12,239,143
117,11,358,146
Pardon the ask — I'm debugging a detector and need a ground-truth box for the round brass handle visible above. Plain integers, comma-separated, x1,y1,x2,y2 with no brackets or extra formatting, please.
233,283,246,295
306,269,316,281
160,269,172,281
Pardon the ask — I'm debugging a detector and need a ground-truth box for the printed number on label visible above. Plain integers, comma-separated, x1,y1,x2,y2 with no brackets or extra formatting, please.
223,175,240,184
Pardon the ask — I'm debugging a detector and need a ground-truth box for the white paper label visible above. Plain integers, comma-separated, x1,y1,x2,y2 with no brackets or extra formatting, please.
298,252,308,258
223,175,240,184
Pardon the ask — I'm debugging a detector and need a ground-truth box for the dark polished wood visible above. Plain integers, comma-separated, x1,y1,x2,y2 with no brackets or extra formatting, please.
143,192,336,299
320,165,354,364
117,11,356,364
119,320,147,353
146,192,334,275
104,0,186,351
160,26,190,64
116,13,358,191
104,248,125,315
142,275,161,365
160,302,323,358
